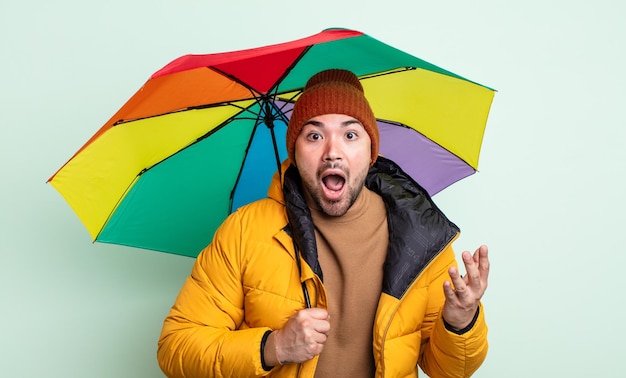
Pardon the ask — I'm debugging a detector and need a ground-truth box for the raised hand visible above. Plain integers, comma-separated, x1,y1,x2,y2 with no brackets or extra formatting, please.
264,308,331,366
442,245,490,331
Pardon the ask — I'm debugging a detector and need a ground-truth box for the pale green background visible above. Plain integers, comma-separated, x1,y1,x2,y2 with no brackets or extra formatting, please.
1,0,624,377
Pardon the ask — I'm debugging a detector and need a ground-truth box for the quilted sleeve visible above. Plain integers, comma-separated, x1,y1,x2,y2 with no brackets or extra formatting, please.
157,210,272,378
418,245,489,378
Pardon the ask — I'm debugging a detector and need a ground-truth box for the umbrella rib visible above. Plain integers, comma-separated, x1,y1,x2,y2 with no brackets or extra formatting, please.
266,45,313,94
358,66,417,80
209,66,264,97
379,118,475,168
261,96,284,176
112,99,258,125
97,107,257,239
207,65,292,123
207,45,314,95
134,104,258,177
94,175,141,242
227,90,289,213
228,118,263,213
274,91,299,122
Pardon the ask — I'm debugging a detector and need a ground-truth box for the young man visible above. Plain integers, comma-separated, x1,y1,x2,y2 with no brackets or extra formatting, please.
157,69,490,377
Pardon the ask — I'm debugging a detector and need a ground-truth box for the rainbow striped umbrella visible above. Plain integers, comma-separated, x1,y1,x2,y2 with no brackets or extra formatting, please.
48,28,495,257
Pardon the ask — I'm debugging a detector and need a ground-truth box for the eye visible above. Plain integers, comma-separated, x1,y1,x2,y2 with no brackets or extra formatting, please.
307,132,321,141
346,131,357,140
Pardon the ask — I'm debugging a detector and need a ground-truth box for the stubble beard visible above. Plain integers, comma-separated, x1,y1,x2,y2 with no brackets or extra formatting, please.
303,163,369,217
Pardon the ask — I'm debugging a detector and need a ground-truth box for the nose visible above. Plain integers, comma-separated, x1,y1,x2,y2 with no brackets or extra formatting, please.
323,136,342,162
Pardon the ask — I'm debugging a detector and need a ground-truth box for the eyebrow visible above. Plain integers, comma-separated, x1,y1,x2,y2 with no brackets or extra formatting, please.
303,119,363,128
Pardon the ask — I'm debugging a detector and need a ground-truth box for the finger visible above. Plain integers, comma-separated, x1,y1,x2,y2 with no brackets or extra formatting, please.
473,245,489,292
442,280,458,303
453,254,473,286
473,247,481,264
463,250,482,289
462,250,476,273
312,318,331,335
447,266,469,297
303,307,329,320
448,265,461,281
306,340,325,357
477,245,490,276
449,265,465,287
305,327,327,344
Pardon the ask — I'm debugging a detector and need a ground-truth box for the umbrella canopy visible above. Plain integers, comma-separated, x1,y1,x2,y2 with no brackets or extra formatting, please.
48,28,495,257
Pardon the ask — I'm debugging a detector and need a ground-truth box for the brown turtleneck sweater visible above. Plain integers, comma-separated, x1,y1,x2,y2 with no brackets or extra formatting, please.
308,188,388,377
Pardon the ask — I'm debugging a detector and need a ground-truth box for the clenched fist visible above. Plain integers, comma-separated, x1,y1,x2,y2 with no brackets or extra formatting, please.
264,308,331,366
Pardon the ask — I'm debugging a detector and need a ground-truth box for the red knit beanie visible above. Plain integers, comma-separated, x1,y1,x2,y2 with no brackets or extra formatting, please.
287,69,379,166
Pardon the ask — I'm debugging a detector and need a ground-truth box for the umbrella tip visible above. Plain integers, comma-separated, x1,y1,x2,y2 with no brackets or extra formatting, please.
321,27,363,35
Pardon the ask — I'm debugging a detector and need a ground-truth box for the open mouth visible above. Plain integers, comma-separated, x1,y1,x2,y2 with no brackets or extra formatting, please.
321,171,346,200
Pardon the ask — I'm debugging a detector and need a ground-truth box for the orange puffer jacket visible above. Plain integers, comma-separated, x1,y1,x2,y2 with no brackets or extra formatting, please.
157,157,488,377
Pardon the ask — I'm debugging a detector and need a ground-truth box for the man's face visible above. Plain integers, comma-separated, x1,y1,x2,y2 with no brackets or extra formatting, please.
294,114,372,217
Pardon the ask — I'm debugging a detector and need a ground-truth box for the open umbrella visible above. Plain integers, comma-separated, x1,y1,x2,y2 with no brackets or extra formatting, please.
48,28,495,257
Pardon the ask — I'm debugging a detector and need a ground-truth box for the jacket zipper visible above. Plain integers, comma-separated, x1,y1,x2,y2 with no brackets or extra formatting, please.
378,239,455,376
